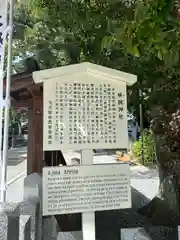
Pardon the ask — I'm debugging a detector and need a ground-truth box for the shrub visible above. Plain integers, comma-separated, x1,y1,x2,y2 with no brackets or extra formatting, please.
132,129,156,165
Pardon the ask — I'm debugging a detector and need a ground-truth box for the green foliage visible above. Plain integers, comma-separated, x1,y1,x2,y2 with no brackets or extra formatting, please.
132,130,156,165
9,108,23,135
100,0,180,117
12,0,180,122
12,0,145,70
103,0,179,65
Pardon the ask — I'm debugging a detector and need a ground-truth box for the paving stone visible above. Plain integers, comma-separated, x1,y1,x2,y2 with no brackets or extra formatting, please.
19,197,41,240
178,226,180,240
0,203,20,240
23,173,42,240
24,173,42,200
43,216,60,240
120,226,178,240
19,215,31,240
58,231,83,240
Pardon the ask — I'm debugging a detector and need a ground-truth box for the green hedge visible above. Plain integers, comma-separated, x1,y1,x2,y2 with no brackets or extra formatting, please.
132,130,156,164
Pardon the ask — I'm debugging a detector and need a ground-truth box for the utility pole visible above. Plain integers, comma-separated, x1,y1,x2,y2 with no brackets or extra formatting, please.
0,0,14,202
139,89,144,165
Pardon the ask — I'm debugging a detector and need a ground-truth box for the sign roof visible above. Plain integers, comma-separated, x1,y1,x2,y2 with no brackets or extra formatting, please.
33,62,137,86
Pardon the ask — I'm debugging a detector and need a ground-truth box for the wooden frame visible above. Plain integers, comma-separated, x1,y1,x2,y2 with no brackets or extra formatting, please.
8,72,66,174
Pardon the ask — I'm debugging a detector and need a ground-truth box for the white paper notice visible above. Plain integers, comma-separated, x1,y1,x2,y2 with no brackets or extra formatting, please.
43,164,131,216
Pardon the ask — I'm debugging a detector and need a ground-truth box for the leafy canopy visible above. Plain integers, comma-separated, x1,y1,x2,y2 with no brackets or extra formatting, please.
12,0,180,119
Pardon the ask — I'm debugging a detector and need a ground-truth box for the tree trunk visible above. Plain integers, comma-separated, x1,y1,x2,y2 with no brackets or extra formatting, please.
138,105,180,226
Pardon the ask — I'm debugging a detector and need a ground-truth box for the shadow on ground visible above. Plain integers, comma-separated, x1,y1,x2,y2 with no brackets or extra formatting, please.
56,187,154,239
131,167,158,179
5,146,27,166
6,158,25,166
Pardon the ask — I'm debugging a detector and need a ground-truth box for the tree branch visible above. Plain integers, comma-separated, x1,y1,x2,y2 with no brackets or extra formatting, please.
14,20,33,29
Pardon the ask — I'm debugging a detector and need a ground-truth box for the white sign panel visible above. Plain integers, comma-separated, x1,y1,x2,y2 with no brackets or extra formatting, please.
43,79,128,150
43,164,131,216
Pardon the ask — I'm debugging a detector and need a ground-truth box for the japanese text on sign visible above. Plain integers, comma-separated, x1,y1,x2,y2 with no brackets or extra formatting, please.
43,80,128,150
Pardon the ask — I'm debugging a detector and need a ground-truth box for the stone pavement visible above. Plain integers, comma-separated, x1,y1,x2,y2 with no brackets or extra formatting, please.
0,146,27,184
131,165,159,208
0,147,27,202
5,173,26,202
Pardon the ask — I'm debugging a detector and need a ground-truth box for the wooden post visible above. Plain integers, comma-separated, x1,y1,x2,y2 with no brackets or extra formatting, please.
27,96,43,174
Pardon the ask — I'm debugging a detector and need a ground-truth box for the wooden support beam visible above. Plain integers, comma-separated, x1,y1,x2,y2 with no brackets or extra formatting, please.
11,99,33,108
27,83,42,98
27,96,43,174
10,79,33,92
